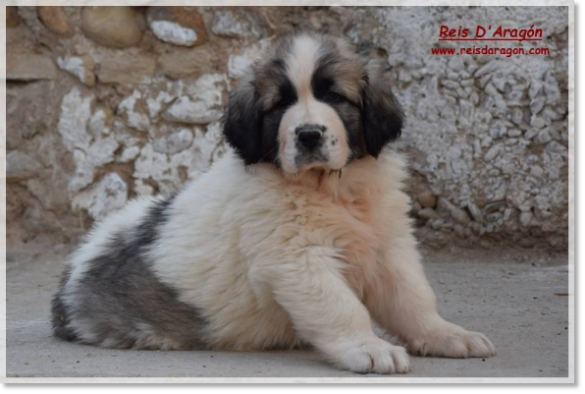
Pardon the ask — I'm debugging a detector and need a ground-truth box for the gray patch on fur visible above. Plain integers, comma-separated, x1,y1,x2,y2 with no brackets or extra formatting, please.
51,196,209,350
51,265,78,342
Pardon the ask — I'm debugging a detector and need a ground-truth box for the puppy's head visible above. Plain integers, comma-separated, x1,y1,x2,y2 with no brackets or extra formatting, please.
223,32,403,175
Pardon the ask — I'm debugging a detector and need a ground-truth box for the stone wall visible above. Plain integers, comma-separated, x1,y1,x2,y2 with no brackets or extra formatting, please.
6,6,569,250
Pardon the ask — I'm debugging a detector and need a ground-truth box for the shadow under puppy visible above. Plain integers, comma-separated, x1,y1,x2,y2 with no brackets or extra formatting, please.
52,31,495,374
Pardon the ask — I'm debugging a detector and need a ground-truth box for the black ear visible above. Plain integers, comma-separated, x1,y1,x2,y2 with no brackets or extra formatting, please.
362,60,404,158
222,75,263,165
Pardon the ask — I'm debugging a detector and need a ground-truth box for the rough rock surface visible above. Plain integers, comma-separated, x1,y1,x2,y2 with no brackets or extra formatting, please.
7,53,58,81
95,52,156,85
37,6,73,36
81,6,144,49
57,55,96,86
147,7,208,47
210,8,271,39
7,6,569,250
7,6,21,28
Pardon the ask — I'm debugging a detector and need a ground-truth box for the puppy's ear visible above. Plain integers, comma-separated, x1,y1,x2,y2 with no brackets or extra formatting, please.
222,75,263,165
362,59,404,158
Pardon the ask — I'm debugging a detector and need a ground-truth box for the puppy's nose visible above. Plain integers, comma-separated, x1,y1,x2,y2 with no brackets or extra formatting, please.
296,124,325,150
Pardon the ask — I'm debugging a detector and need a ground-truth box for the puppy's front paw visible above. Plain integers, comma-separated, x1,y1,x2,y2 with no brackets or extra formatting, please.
409,324,496,358
331,337,411,374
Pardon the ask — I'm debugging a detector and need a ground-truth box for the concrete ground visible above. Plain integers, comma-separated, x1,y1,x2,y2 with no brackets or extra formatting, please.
6,239,570,379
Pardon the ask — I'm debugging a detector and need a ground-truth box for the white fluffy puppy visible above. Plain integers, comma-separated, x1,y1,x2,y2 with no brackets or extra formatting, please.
52,32,495,374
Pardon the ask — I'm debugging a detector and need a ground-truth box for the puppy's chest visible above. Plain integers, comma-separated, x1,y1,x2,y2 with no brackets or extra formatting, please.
287,189,385,264
285,190,384,299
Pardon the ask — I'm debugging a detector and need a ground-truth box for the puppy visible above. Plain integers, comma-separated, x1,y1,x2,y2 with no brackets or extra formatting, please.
52,32,495,374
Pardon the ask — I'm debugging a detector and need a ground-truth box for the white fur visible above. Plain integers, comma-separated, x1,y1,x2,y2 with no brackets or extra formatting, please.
139,150,493,373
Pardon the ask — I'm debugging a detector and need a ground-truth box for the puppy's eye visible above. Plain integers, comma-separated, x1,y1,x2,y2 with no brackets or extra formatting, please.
270,97,293,112
326,91,346,103
274,98,289,109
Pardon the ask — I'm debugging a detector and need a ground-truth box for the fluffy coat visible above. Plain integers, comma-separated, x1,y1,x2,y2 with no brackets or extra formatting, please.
52,32,495,374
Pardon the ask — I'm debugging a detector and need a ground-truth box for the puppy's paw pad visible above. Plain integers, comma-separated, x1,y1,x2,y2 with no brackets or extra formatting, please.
337,338,411,374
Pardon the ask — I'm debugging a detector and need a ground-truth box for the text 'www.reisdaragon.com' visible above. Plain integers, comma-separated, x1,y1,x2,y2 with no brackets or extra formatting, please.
431,45,550,57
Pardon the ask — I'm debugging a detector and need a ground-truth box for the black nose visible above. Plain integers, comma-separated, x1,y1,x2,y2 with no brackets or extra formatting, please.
296,125,325,150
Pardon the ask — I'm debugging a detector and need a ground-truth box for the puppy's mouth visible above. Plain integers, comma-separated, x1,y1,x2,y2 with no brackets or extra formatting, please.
283,156,345,178
293,151,341,171
295,151,328,167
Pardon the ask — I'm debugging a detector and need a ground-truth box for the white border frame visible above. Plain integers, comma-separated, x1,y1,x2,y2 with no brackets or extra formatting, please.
0,0,575,384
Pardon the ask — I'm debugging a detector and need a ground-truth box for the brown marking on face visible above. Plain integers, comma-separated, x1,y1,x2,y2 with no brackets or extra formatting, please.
315,35,365,105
